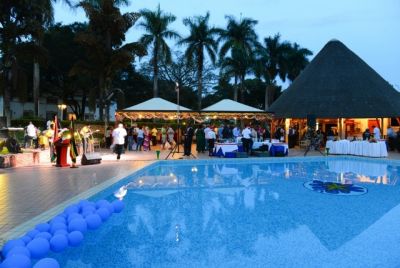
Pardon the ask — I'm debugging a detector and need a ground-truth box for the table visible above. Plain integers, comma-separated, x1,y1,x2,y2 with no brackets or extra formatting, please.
326,140,387,157
269,143,289,156
213,143,239,157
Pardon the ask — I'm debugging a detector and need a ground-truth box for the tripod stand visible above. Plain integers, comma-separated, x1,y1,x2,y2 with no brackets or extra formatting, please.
303,131,325,156
165,129,196,159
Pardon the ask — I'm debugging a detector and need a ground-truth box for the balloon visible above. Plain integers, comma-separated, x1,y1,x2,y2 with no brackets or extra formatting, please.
35,223,50,232
53,229,68,236
97,200,114,214
81,210,93,218
96,208,111,222
64,205,79,215
35,232,52,241
2,239,25,256
49,235,68,253
67,213,83,223
26,238,50,259
85,214,102,230
81,205,96,214
49,216,66,225
1,254,31,268
68,231,83,247
50,222,67,234
27,230,40,239
68,218,87,233
5,246,31,258
112,200,125,213
33,258,60,268
20,235,32,245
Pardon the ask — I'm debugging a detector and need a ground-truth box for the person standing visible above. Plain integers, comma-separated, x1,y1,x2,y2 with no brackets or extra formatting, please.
80,125,91,154
143,126,151,151
196,125,206,153
183,125,194,156
105,126,113,148
25,121,37,148
204,125,211,150
208,128,216,156
242,125,253,155
161,126,167,149
151,126,158,147
167,126,175,146
112,123,127,160
136,126,144,151
373,125,381,140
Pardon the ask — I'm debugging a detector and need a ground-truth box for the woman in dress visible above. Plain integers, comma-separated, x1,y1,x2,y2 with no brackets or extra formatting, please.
143,126,151,151
167,126,175,148
196,125,206,153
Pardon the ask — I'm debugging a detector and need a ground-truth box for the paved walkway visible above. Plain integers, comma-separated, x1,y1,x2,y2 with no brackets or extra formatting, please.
1,144,400,245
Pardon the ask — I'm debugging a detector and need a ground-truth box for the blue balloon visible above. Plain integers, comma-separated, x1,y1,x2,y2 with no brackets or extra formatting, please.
96,199,109,209
67,213,83,223
35,232,52,241
64,205,79,215
68,231,83,247
33,258,60,268
27,229,40,239
96,208,111,221
81,211,93,218
26,237,50,259
81,205,96,214
50,222,67,234
5,246,31,258
78,200,91,208
49,216,66,225
50,234,68,253
112,200,125,213
68,218,87,233
85,214,102,230
2,239,25,256
20,235,32,245
1,254,31,268
53,229,68,236
35,223,50,232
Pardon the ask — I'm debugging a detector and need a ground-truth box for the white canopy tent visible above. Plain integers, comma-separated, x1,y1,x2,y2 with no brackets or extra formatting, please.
197,99,270,121
116,97,192,121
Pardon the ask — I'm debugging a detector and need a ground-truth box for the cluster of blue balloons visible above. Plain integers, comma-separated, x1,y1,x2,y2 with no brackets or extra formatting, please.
0,199,124,268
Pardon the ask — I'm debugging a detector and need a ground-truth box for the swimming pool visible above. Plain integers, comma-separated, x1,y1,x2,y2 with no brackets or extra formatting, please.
50,157,400,267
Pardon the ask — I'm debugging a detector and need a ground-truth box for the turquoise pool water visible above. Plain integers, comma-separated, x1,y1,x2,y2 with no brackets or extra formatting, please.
51,157,400,267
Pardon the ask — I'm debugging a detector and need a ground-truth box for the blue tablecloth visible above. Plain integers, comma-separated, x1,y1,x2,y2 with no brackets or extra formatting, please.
270,143,289,156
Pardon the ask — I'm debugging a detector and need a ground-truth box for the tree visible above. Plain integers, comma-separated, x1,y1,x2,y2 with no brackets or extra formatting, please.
178,12,219,110
76,0,146,124
138,5,180,98
256,33,291,110
218,15,258,102
286,42,312,82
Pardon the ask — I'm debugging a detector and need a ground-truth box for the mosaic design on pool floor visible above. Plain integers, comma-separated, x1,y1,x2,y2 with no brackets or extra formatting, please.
304,180,368,195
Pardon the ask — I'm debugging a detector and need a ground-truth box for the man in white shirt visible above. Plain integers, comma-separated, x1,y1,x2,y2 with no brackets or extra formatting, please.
204,125,211,150
25,121,37,148
241,125,253,154
112,123,127,160
373,125,381,140
208,129,216,156
233,126,241,142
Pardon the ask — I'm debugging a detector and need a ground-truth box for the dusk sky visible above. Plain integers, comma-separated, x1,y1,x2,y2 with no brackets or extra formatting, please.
54,0,400,90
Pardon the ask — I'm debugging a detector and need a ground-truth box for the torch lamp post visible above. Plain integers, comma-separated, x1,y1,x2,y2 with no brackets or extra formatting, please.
58,104,67,121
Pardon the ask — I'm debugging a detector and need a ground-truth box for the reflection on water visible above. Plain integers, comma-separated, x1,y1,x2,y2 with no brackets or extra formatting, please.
54,159,400,268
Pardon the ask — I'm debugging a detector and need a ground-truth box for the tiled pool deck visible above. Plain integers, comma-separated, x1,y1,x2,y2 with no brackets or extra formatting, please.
1,146,400,246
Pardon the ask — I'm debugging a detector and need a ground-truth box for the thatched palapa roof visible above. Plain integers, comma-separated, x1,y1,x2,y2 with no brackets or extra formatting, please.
268,39,400,118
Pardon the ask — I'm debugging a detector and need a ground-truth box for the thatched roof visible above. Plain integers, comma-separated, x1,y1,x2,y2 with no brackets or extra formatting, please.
268,39,400,118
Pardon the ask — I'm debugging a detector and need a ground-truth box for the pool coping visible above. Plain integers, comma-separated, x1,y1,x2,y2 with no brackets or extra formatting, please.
2,155,400,246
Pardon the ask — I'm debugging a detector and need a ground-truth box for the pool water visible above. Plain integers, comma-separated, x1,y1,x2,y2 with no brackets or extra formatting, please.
51,157,400,267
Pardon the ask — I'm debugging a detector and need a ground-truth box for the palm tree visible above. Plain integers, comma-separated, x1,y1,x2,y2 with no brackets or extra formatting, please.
220,49,253,102
286,42,312,82
256,33,291,110
178,12,219,110
138,5,180,98
218,15,258,101
218,15,258,59
77,0,146,123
